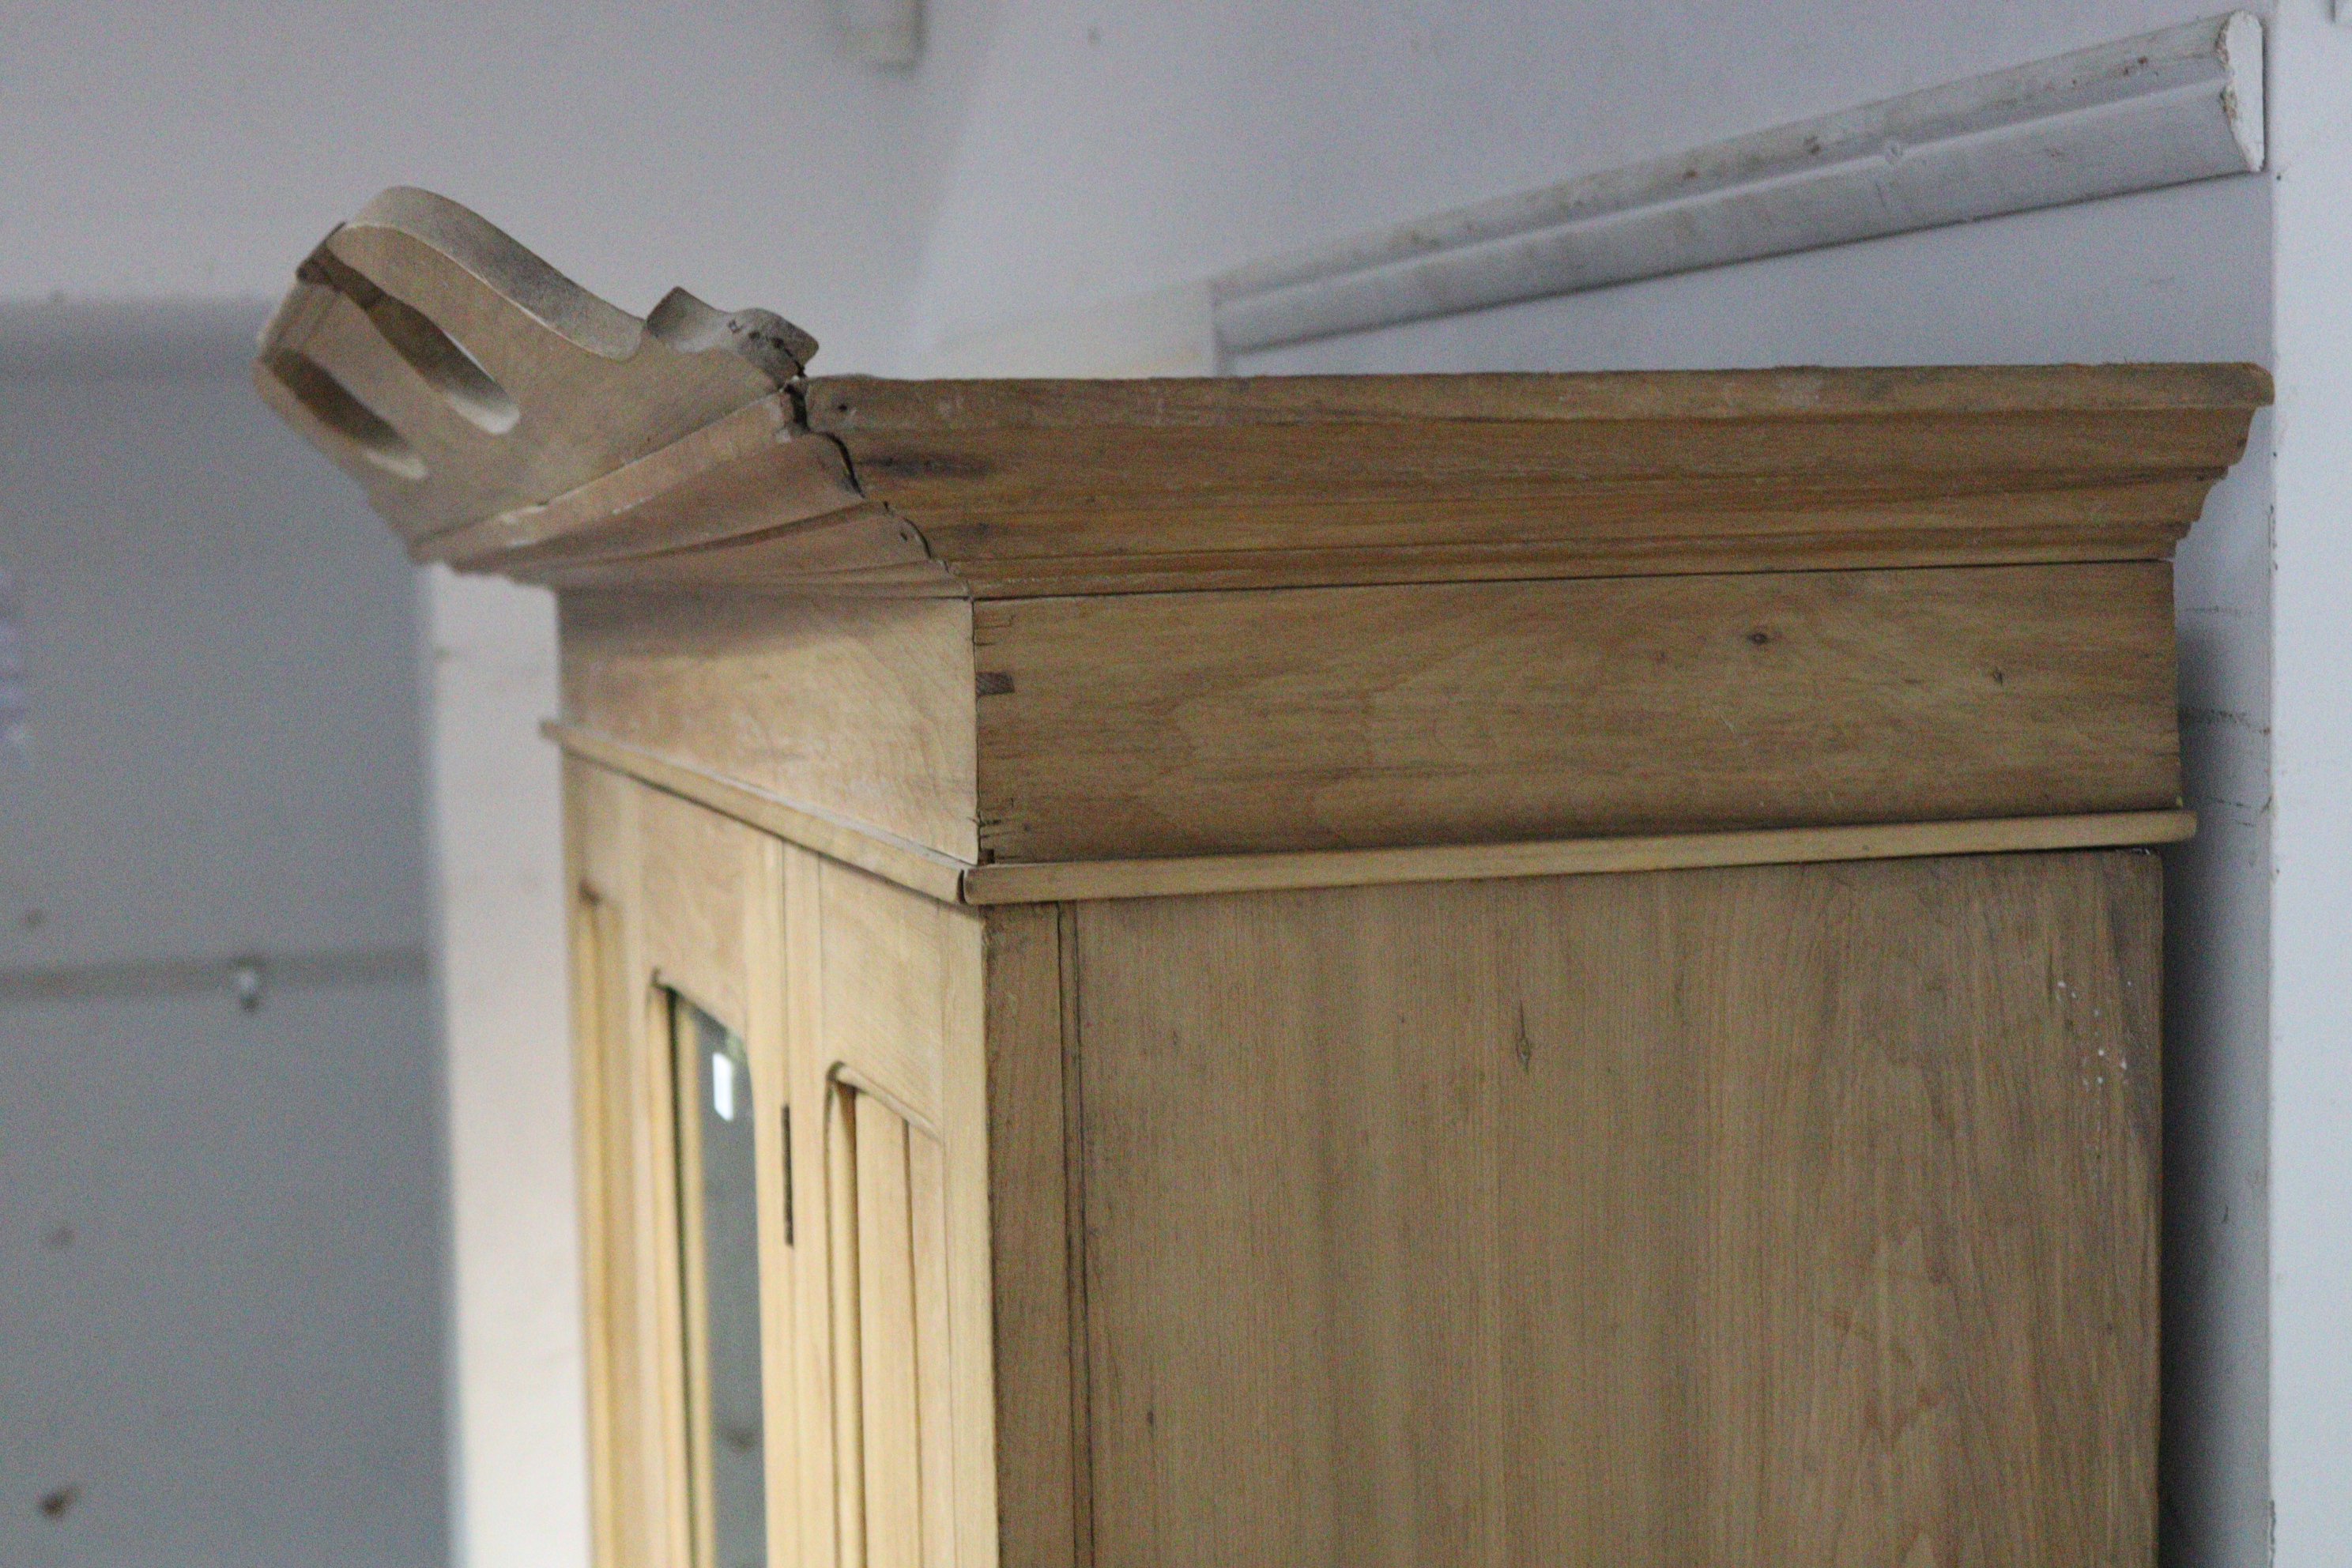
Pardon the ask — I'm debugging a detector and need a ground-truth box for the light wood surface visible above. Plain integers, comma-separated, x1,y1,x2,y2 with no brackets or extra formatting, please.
807,366,2260,596
910,1126,958,1568
549,725,969,906
610,785,803,1568
415,393,873,577
935,893,1001,1568
825,1082,865,1568
560,590,978,863
785,846,842,1568
254,187,812,546
567,760,639,1568
568,763,699,1568
981,906,1084,1568
960,808,2195,903
854,1092,923,1568
784,847,993,1568
1068,850,2159,1565
552,725,2192,908
836,1093,959,1568
671,991,717,1568
818,858,952,1132
469,361,2260,597
973,562,2179,861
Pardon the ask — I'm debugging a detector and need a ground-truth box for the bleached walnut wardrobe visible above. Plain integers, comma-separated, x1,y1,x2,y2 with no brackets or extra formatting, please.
258,188,2267,1568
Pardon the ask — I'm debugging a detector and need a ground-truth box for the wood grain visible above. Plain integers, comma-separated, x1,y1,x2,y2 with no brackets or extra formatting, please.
827,1082,867,1568
561,725,2191,908
567,763,703,1568
856,1094,924,1568
1070,850,2160,1566
551,725,971,906
787,365,2264,596
910,1127,958,1568
450,364,2263,594
819,858,952,1131
561,590,978,861
416,394,869,575
567,759,642,1568
365,194,2252,1568
253,194,2266,598
631,786,797,1568
784,844,841,1568
255,187,810,545
937,899,1001,1568
639,788,754,1035
802,854,993,1568
981,906,1081,1568
973,562,2180,861
811,362,2268,429
744,835,797,1568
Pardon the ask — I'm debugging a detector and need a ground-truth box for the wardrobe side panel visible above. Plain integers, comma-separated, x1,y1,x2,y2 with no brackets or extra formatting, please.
1069,851,2160,1567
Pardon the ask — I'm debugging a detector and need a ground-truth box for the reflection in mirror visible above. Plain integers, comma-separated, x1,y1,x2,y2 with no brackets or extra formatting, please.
672,993,767,1568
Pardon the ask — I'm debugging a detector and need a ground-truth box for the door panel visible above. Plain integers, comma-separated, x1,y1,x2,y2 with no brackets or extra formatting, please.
786,847,992,1568
569,768,986,1568
829,1085,955,1568
569,767,794,1568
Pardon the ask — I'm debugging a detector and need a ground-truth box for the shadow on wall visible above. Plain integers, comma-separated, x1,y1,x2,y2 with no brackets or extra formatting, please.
0,301,447,1568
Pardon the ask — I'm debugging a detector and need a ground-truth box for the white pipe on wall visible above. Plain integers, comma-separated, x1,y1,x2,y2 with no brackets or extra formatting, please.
1212,12,2266,356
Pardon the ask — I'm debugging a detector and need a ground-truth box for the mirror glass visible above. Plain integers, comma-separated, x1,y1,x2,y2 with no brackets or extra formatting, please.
672,993,767,1568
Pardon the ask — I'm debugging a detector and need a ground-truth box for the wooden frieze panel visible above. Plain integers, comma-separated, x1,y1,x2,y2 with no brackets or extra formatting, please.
971,560,2179,861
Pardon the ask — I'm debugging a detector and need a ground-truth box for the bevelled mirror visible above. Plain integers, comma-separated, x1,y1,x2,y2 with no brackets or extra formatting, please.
669,993,766,1568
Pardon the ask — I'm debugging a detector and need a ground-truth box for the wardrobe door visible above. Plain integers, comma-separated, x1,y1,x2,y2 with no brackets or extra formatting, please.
569,768,797,1568
783,847,992,1568
825,1085,956,1568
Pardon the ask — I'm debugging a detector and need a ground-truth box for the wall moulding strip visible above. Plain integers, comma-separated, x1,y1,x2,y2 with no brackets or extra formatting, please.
0,944,430,1008
1212,13,2265,356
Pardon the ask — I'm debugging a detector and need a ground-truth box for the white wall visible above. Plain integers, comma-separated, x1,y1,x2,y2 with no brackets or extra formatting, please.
0,0,1004,373
2265,6,2352,1562
416,568,577,1568
904,1,2263,352
2,9,1007,1565
0,322,446,1568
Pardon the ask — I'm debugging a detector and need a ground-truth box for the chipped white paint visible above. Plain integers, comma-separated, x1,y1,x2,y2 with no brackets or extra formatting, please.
2269,6,2352,1562
1212,13,2266,356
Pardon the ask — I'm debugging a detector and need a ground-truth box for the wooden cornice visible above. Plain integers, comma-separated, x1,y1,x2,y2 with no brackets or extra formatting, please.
254,190,2271,599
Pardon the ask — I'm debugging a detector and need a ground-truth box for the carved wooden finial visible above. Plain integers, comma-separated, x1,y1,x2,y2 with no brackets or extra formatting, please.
253,187,818,547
